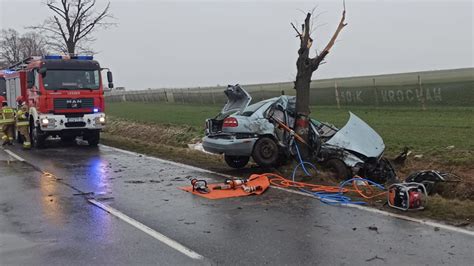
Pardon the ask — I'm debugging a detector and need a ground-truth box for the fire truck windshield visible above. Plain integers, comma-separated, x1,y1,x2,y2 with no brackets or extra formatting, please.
0,78,6,97
43,69,100,90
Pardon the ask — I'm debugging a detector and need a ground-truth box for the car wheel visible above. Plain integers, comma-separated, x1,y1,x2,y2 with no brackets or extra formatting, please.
224,155,250,169
326,158,351,180
252,137,279,167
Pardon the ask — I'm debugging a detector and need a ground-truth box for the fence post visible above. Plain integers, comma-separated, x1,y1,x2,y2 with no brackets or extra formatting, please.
198,87,203,105
211,87,216,104
419,75,426,111
373,78,379,107
334,81,341,109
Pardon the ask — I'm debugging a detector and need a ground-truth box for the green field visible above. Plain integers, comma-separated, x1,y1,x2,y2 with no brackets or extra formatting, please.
106,68,474,107
107,102,474,164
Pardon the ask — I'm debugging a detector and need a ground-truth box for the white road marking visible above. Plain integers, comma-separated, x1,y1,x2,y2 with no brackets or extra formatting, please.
101,144,474,237
88,199,204,260
3,149,25,162
4,146,205,259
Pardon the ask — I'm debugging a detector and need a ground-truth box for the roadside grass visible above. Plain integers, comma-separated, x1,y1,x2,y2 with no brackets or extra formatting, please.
107,102,474,164
107,102,221,128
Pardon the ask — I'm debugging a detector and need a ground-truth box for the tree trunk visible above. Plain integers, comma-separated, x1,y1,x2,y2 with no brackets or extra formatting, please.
293,13,313,160
66,41,75,55
294,65,313,159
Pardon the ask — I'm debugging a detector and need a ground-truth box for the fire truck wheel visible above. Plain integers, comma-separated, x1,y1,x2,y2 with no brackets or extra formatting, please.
31,125,46,148
87,131,100,147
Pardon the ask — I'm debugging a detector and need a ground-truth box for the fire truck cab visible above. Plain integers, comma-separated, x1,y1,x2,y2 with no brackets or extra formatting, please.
3,55,112,148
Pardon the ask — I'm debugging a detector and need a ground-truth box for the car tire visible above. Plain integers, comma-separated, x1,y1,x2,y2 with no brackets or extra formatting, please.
252,137,280,167
326,158,351,180
224,155,250,169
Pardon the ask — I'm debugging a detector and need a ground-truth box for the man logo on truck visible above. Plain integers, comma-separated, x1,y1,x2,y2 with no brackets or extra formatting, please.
66,99,82,108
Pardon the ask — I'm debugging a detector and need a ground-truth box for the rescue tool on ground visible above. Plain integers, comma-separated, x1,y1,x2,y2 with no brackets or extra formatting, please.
1,55,113,148
388,183,427,211
182,175,270,199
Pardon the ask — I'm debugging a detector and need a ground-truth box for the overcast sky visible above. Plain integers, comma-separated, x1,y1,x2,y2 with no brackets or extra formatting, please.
1,0,473,89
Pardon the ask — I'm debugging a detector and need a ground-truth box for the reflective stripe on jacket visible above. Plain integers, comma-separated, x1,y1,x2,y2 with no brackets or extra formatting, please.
0,107,15,124
16,104,29,126
16,121,30,126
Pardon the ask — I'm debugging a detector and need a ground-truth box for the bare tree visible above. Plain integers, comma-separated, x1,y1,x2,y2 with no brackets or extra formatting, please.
0,29,48,66
0,29,22,65
30,0,114,54
292,5,347,158
20,32,49,59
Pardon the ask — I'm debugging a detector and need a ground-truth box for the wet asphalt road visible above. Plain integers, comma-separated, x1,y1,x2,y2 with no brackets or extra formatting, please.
1,141,473,265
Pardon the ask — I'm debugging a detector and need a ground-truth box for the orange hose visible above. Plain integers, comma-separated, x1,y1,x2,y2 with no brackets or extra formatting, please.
351,176,388,199
263,173,349,193
261,173,387,200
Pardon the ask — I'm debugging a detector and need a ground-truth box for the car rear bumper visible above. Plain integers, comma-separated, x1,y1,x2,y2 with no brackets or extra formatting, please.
202,136,257,156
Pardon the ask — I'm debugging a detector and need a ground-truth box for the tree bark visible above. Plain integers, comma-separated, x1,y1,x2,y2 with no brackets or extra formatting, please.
294,65,312,158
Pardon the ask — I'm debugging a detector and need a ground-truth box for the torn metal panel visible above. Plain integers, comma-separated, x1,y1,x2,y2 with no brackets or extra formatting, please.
326,112,385,158
219,84,252,118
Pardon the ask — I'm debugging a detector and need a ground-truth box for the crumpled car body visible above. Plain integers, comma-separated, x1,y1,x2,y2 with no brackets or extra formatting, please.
314,113,396,183
202,85,396,183
203,85,289,168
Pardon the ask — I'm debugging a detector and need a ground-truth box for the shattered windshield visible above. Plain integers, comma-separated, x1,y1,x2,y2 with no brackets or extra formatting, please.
0,78,5,97
42,69,100,90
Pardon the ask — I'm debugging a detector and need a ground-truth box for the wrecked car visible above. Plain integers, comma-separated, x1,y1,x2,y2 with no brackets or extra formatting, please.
202,84,396,183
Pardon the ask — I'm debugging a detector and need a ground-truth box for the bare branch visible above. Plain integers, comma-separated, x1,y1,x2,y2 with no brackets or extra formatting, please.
311,6,347,70
310,22,328,35
28,0,115,54
321,9,347,54
291,22,302,38
46,3,67,20
76,2,111,41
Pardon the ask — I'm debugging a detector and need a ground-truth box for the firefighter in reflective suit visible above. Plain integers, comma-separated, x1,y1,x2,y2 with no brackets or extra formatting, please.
16,96,31,149
1,97,15,146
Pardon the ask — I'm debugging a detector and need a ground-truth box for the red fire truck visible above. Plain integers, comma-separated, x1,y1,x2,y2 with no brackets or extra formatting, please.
2,55,113,147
